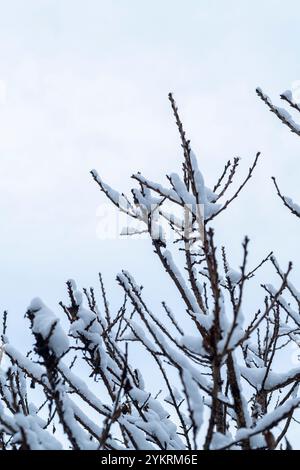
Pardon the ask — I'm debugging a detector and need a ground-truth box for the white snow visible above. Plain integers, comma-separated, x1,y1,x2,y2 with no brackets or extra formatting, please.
29,298,69,357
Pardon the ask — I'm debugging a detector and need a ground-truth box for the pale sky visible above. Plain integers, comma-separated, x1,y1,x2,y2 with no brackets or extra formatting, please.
1,0,300,361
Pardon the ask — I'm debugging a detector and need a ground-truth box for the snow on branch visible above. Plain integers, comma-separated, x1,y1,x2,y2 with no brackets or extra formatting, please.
1,92,300,450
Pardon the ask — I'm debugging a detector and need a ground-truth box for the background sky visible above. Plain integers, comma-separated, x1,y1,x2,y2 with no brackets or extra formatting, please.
1,0,300,408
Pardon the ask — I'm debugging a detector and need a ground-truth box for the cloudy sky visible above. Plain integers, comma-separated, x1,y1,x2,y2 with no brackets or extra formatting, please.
1,0,300,358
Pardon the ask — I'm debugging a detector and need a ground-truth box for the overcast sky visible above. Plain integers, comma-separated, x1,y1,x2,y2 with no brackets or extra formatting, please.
1,0,300,362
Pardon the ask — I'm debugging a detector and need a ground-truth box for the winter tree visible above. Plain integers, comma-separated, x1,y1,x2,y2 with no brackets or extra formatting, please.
0,91,300,451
